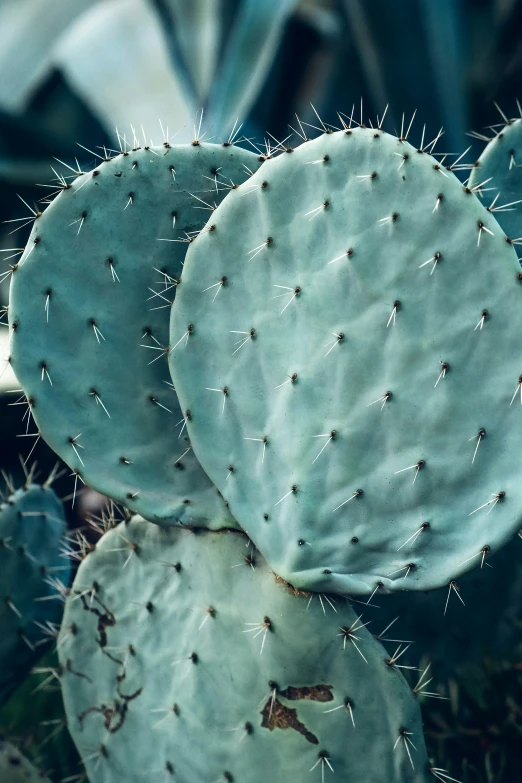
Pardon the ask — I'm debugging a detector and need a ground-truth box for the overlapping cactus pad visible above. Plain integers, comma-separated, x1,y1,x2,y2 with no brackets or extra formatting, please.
170,126,522,595
0,482,69,705
59,517,432,783
469,115,522,248
0,739,51,783
9,142,261,527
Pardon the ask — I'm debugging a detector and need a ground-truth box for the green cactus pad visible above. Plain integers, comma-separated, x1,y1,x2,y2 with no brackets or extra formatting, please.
469,116,522,251
9,142,261,527
0,482,69,706
170,126,522,595
58,516,432,783
0,739,51,783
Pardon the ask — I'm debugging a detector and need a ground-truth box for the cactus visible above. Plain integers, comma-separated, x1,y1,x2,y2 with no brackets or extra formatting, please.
0,479,70,706
58,515,433,783
0,738,51,783
8,142,261,527
6,109,522,782
169,124,522,597
469,112,522,254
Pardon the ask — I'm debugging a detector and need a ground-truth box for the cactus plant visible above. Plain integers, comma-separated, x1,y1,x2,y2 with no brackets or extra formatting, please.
169,123,522,597
0,478,70,706
0,738,51,783
6,106,522,782
58,515,433,783
469,111,522,254
8,142,262,527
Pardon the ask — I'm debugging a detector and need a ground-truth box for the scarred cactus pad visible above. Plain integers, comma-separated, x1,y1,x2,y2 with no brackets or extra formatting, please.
59,516,432,783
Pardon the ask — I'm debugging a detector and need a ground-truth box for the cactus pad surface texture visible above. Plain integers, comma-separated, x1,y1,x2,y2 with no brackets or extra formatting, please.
9,142,261,528
469,115,522,250
169,125,522,595
0,482,69,705
58,516,432,783
0,739,51,782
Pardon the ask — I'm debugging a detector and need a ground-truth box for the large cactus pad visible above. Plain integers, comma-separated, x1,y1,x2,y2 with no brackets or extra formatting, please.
0,482,69,705
9,142,261,527
170,126,522,595
59,516,432,783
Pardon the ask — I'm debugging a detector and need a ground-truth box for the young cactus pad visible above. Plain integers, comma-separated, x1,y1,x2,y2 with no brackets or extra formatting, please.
8,142,261,527
0,739,51,783
0,481,69,705
58,516,432,783
469,114,522,250
169,125,522,596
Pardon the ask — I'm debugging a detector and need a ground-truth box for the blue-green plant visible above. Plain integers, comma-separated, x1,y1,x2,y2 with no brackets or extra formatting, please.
169,124,522,597
58,515,434,783
8,142,261,527
469,110,522,254
7,111,522,783
152,0,301,131
0,478,70,706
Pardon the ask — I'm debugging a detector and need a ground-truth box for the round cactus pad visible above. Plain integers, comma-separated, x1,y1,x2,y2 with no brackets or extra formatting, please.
469,116,522,248
9,143,261,527
170,126,522,595
59,517,431,783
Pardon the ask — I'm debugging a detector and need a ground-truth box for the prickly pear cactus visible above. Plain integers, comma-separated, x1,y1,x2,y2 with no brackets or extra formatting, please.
469,114,522,252
0,739,51,783
0,481,69,706
169,125,522,596
8,141,262,527
58,516,432,783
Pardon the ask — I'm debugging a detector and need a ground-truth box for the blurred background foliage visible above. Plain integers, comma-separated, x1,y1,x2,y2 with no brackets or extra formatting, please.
1,1,522,781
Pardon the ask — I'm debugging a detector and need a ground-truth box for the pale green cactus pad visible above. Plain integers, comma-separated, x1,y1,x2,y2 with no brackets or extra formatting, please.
0,739,51,783
469,115,522,252
8,142,261,527
170,125,522,596
58,516,432,783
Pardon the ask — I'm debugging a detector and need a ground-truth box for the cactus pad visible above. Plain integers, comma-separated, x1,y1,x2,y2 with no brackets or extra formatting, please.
59,516,432,783
0,482,69,705
170,126,522,595
9,142,261,527
0,739,51,783
469,115,522,252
